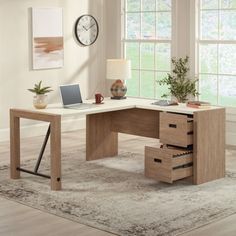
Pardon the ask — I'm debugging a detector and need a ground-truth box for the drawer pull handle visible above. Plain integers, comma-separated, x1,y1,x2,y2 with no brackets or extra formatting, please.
154,158,162,163
169,124,177,128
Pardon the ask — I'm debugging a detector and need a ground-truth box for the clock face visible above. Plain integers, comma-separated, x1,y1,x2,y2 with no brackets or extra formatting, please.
75,15,99,46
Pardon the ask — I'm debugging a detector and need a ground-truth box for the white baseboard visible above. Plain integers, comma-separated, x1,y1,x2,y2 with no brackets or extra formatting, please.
226,132,236,146
0,117,86,142
226,111,236,146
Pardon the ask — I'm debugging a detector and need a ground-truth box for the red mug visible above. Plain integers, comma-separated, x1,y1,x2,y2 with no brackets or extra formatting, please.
95,93,104,104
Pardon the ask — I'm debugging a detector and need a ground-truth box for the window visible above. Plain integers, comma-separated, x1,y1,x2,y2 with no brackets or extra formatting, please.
123,0,172,99
198,0,236,106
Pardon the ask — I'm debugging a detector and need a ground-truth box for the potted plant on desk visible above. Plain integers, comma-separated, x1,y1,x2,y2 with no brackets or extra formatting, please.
28,81,53,109
157,56,199,103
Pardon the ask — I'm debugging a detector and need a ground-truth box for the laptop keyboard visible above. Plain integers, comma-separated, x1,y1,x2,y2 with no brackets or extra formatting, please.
66,103,94,110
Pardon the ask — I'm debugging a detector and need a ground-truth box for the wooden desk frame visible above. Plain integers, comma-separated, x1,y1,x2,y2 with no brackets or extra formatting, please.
10,109,61,190
10,107,225,191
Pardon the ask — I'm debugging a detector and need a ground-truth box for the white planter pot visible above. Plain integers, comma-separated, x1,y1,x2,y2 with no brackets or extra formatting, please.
33,94,48,109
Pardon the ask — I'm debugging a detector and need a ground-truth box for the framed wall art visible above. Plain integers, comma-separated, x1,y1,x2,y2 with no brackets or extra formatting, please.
32,7,63,70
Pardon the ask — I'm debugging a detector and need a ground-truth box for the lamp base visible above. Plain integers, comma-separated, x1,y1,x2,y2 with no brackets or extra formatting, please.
110,79,127,99
110,96,127,100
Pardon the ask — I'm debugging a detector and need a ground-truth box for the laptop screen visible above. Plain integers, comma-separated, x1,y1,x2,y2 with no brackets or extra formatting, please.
60,84,83,106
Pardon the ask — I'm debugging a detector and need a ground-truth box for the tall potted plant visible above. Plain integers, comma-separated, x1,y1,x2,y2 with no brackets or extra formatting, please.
28,81,53,109
158,56,199,103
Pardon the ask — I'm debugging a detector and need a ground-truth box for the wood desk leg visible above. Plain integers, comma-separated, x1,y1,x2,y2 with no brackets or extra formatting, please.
193,108,225,184
50,116,61,190
10,111,20,179
86,113,118,161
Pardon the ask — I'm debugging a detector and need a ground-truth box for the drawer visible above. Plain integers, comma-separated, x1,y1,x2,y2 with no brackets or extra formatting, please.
160,112,193,147
145,146,193,183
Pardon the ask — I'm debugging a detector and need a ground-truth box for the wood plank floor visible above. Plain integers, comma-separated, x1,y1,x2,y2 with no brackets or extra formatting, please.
0,198,113,236
0,130,236,236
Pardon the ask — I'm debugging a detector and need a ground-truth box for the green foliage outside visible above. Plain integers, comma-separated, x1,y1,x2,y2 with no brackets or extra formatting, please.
125,0,236,107
126,42,170,99
126,44,236,106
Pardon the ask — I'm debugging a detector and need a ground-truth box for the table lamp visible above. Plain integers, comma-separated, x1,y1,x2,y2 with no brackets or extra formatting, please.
106,59,131,99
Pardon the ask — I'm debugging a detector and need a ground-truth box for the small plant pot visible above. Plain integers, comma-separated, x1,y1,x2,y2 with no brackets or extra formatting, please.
33,94,48,109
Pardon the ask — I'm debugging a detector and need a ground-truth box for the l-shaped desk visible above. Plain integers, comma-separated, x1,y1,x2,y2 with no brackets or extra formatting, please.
10,98,225,190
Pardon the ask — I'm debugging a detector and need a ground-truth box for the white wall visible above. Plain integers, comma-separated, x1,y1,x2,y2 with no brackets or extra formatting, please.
104,0,122,96
172,0,190,58
0,0,106,140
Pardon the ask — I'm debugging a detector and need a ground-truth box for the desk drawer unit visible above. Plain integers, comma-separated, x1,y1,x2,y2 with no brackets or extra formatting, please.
160,112,193,147
145,146,193,183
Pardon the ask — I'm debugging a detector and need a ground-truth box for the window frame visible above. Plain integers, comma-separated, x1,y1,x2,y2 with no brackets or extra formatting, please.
121,0,175,99
195,0,236,107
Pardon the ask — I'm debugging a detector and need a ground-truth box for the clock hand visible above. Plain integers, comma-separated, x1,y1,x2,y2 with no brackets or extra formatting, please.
87,23,95,30
82,25,88,31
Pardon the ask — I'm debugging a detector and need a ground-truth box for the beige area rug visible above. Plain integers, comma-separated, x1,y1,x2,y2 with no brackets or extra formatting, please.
0,149,236,236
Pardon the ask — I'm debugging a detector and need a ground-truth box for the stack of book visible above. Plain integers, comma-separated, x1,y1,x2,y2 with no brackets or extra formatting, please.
187,101,211,109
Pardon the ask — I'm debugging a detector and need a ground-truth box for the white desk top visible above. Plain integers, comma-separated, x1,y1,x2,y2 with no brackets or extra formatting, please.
16,98,224,117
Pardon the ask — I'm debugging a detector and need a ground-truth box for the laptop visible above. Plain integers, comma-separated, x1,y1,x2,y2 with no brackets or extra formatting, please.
60,84,93,109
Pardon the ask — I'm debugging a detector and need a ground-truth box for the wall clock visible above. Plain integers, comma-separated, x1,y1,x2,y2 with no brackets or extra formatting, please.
74,15,99,46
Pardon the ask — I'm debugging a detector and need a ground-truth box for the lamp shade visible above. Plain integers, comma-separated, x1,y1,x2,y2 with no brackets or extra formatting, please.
106,59,131,80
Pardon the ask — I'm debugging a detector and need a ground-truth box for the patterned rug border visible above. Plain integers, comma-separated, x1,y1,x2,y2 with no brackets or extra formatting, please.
1,191,236,236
